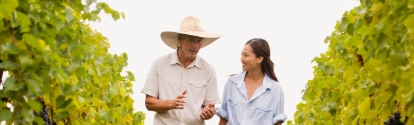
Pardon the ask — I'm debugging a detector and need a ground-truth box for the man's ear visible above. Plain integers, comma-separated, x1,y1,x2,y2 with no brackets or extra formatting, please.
177,41,181,48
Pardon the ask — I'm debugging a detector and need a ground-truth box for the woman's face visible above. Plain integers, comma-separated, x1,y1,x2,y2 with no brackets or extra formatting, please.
240,44,262,71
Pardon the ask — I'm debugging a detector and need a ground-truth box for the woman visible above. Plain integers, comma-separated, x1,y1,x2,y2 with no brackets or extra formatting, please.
216,38,286,125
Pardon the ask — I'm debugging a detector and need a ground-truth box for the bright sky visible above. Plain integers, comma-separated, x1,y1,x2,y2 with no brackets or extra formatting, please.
88,0,361,124
0,0,360,125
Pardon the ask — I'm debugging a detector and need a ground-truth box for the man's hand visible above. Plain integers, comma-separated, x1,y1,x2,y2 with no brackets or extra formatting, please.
145,90,187,113
200,104,215,120
170,90,187,109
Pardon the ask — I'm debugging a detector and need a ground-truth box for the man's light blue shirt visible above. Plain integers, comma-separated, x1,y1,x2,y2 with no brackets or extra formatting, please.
216,71,287,125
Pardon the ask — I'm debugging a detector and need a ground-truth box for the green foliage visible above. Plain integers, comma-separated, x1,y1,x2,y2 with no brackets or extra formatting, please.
290,0,414,125
0,0,145,124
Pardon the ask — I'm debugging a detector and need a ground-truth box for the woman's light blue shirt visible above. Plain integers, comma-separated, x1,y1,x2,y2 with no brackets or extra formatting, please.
216,71,287,125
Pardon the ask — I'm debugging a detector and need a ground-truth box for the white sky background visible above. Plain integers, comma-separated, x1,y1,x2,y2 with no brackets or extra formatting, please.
0,0,361,125
88,0,361,124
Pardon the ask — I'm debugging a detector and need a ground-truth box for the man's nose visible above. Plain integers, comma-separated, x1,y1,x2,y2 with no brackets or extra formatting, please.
191,42,201,47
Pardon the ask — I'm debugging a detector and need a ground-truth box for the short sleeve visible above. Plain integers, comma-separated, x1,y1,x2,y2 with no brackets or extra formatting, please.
141,60,159,98
203,67,220,106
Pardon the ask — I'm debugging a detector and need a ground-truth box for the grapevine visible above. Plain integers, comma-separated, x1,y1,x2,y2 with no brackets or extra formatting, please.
289,0,414,125
33,100,52,125
0,0,145,125
384,112,407,125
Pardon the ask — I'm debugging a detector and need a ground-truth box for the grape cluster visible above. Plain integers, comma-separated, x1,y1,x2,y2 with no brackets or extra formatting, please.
39,105,50,125
34,101,52,125
384,112,407,125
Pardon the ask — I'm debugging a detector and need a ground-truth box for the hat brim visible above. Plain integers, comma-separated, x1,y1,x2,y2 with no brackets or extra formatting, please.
161,31,221,50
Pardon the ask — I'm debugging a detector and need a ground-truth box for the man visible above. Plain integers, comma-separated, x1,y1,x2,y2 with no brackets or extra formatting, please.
141,16,221,125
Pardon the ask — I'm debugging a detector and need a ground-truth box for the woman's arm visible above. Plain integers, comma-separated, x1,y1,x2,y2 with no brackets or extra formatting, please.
274,121,283,125
219,117,228,125
217,80,232,125
272,85,287,124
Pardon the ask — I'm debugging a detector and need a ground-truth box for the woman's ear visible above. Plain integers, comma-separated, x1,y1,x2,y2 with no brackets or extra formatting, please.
257,56,264,63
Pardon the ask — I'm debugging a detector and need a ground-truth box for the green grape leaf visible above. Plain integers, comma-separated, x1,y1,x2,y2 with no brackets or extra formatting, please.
403,14,414,29
34,116,46,125
65,8,74,23
23,34,43,51
0,0,19,19
26,79,41,96
3,77,17,91
16,11,31,32
27,98,42,112
56,95,72,110
0,61,18,69
0,108,12,121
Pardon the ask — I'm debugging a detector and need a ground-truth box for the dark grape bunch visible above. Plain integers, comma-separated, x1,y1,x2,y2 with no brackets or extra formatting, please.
34,100,57,125
384,112,408,125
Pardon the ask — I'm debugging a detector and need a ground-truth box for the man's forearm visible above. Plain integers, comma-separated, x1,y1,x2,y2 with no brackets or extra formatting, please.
145,95,173,113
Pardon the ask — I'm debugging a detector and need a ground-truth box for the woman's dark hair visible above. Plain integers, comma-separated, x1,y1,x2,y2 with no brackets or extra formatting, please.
246,38,278,82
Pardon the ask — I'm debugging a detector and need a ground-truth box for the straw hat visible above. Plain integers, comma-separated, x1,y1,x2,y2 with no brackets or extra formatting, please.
160,16,222,49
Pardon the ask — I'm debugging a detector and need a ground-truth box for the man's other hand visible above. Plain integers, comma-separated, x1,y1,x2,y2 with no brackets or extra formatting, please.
200,104,215,120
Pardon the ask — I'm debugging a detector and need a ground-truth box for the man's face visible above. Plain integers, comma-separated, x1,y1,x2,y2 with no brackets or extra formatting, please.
178,35,204,59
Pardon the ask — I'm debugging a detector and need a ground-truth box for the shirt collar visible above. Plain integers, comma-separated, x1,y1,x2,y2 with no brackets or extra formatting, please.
169,51,203,69
230,71,273,90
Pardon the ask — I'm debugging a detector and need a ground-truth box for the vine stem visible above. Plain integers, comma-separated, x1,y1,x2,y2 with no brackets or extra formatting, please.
0,69,3,85
0,62,5,102
0,59,3,85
